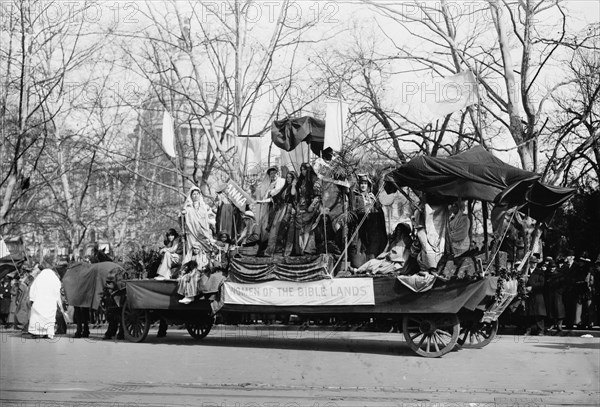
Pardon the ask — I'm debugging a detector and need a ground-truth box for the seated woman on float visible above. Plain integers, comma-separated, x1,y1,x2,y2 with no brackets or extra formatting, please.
155,228,183,280
177,247,204,304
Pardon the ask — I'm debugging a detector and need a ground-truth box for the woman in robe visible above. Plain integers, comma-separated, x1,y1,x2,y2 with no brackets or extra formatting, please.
350,174,387,267
293,163,321,255
155,229,183,279
28,268,62,339
265,171,297,256
182,186,215,266
215,187,243,240
177,250,203,304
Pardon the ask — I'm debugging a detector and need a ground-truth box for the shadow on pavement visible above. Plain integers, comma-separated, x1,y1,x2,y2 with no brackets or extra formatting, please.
533,342,600,350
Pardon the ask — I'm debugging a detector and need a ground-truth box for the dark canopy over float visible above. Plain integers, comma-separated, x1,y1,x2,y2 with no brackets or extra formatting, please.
384,146,575,222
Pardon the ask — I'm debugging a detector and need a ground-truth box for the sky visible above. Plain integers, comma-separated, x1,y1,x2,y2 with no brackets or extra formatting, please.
16,0,597,167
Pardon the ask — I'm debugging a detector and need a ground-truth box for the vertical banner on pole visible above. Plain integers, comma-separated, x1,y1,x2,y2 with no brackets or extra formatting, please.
324,100,349,152
162,110,177,158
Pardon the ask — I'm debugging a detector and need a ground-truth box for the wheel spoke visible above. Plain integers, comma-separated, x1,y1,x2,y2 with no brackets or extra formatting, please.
434,331,448,347
417,334,427,349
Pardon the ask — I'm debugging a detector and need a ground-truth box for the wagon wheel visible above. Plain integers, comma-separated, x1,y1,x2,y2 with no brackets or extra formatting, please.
402,314,460,358
121,300,150,343
457,320,498,349
186,315,215,340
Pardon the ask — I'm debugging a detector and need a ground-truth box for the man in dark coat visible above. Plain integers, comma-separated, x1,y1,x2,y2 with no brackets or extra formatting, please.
544,257,566,332
560,249,580,328
525,255,546,335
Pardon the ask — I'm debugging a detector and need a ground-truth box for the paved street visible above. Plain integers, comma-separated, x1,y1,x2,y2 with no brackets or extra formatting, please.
1,325,599,407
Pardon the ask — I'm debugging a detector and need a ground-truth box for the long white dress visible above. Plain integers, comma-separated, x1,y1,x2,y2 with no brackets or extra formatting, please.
28,269,62,338
183,186,214,265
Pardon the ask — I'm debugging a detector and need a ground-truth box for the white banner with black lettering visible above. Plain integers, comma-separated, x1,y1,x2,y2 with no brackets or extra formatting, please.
224,278,375,306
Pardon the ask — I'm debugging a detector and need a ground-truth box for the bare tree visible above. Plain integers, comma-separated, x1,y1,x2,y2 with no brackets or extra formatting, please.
365,0,593,174
542,24,600,187
117,0,328,192
0,0,108,234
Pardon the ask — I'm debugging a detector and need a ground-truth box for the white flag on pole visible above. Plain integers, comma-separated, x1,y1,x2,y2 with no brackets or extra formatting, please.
162,110,177,158
324,100,349,152
0,239,10,258
424,70,478,118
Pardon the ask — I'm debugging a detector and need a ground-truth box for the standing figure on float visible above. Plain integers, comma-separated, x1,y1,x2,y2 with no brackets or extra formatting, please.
181,186,216,267
265,170,297,256
255,167,285,256
350,174,387,267
293,163,321,255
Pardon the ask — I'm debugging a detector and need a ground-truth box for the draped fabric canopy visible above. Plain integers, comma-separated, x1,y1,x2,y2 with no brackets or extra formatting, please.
384,146,575,222
271,116,332,160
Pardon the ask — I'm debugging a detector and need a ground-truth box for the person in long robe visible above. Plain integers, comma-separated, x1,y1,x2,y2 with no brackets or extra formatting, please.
215,186,243,240
353,222,413,275
255,167,286,256
236,210,260,256
182,186,215,265
265,171,297,256
293,163,321,255
414,201,448,271
350,174,387,267
448,199,470,257
28,268,62,338
177,249,205,304
155,228,183,280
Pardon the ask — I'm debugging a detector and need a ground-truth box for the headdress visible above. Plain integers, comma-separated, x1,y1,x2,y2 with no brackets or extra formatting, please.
357,174,372,185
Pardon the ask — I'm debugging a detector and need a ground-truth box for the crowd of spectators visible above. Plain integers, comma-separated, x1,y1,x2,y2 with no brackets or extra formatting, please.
518,251,599,335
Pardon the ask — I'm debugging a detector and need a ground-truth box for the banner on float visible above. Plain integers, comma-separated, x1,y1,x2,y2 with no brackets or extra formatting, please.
224,278,375,306
224,179,255,211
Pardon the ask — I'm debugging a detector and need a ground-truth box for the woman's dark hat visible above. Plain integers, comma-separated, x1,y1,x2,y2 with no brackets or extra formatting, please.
266,166,278,175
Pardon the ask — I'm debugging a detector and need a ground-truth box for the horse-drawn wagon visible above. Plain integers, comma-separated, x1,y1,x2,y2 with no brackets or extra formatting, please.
120,262,517,358
119,147,574,357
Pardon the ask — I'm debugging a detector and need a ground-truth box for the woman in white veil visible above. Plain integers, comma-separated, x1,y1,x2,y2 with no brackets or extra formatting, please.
181,186,215,266
28,268,62,339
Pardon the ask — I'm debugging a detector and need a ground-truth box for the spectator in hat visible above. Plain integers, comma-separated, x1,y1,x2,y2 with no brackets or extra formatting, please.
573,252,594,329
543,257,566,332
592,255,600,327
525,255,546,335
560,249,579,328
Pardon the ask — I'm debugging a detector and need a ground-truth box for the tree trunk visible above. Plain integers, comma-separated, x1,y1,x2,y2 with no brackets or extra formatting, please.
489,0,533,171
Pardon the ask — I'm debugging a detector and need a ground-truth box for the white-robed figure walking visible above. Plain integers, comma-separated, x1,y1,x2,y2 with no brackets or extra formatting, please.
28,268,62,338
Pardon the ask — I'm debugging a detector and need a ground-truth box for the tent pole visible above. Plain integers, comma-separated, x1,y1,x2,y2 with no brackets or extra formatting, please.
468,199,474,248
482,201,489,261
343,192,348,272
242,116,251,189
